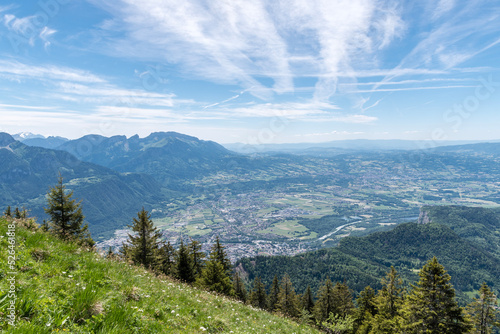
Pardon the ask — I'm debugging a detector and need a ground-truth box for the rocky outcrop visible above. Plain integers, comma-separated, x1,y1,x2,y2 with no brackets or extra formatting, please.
418,207,431,224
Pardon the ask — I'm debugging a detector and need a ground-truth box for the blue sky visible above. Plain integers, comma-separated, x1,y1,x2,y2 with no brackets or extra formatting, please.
0,0,499,144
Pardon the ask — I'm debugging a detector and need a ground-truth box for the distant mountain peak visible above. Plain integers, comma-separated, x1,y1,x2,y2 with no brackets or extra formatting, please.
0,132,16,146
13,132,45,140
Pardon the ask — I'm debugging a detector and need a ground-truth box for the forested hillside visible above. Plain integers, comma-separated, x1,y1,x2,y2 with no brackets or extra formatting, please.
237,213,500,302
419,205,500,258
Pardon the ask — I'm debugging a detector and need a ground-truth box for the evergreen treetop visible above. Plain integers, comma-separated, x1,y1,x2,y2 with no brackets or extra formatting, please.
404,257,472,334
250,276,268,310
122,208,161,269
176,238,195,283
467,282,499,334
277,273,300,318
4,206,11,217
44,175,93,247
210,235,232,274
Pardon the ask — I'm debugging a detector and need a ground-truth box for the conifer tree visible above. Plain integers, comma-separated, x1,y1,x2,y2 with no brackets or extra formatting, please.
467,282,499,334
276,273,300,318
14,207,21,219
196,238,233,295
44,175,93,246
403,257,472,334
157,241,176,276
250,276,268,309
314,279,354,324
188,238,205,278
211,235,232,274
233,272,248,303
314,278,336,323
353,286,376,333
4,206,11,217
332,282,354,319
370,266,405,333
301,285,315,315
269,274,280,311
196,259,233,295
122,208,161,268
176,239,195,283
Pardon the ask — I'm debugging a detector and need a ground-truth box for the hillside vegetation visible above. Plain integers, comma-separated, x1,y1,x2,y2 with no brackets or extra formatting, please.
238,210,500,301
0,217,319,333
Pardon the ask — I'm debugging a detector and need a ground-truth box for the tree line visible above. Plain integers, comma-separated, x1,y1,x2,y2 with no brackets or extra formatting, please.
5,175,500,333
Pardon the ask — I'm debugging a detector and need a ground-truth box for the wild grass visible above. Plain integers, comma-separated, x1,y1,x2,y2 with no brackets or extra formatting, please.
0,217,320,333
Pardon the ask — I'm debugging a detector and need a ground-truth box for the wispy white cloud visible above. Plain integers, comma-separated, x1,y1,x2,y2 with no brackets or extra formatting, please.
40,26,57,49
1,12,58,49
354,85,476,93
377,1,500,86
0,60,106,83
87,0,409,101
431,0,456,20
0,5,15,13
225,101,338,118
2,14,37,45
0,59,193,110
55,82,184,107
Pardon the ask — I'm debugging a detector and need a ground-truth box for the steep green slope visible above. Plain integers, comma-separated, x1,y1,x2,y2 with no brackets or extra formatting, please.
338,222,500,293
0,133,172,240
0,217,320,333
237,220,500,301
419,205,500,258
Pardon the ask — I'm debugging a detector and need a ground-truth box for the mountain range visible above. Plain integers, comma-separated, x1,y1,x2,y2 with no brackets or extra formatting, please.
0,132,173,240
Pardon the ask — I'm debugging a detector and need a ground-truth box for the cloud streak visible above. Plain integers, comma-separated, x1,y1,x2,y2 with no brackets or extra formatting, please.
88,0,408,100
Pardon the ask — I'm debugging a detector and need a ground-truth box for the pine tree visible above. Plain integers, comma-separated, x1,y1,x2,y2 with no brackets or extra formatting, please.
301,285,315,314
332,282,354,319
188,238,205,279
269,274,280,312
175,239,195,283
233,272,248,303
14,207,21,219
467,282,499,334
353,286,376,333
196,238,233,295
250,276,268,309
196,259,233,295
314,278,336,323
403,257,472,334
314,280,354,325
44,175,93,246
157,241,176,276
4,206,11,217
122,208,161,268
211,236,232,274
276,273,300,318
370,266,405,333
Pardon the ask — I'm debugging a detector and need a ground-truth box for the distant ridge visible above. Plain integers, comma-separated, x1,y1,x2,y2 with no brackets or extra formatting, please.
0,132,15,147
224,139,499,155
57,131,237,185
